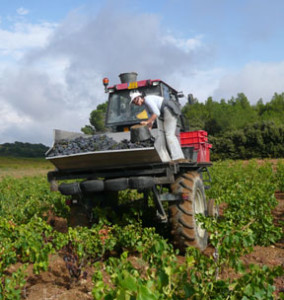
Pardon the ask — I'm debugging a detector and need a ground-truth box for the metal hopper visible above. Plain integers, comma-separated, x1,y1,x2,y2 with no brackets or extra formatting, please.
46,129,171,171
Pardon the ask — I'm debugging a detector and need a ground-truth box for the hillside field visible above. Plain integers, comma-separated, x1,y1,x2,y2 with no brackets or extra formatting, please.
0,157,52,179
0,157,283,299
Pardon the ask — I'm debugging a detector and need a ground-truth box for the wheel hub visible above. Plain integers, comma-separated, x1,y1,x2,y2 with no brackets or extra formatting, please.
195,189,206,238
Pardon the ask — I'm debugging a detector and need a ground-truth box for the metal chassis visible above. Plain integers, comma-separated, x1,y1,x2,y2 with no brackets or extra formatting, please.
48,161,211,181
48,162,212,223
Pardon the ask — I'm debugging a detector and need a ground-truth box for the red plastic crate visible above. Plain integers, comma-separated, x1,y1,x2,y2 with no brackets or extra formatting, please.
195,143,212,162
180,130,208,138
179,131,211,162
179,130,208,146
180,136,208,145
182,143,212,162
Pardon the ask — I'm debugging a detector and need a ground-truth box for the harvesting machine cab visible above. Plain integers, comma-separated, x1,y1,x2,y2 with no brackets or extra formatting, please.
103,72,185,132
46,72,215,253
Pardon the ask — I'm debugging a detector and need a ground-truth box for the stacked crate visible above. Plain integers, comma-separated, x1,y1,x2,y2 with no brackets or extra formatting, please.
179,130,212,163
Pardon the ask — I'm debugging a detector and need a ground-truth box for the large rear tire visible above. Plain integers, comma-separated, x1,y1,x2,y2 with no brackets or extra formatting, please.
169,171,208,252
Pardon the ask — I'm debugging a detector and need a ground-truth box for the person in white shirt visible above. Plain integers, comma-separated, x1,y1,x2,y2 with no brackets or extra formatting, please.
130,91,186,162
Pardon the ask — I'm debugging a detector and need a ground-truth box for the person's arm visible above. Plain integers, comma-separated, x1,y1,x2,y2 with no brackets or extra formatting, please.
140,113,157,129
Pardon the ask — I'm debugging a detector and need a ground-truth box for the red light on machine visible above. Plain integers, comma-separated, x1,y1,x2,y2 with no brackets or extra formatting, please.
103,77,109,85
103,77,109,93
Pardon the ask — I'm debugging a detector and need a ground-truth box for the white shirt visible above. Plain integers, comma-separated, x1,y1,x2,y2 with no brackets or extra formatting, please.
144,95,164,117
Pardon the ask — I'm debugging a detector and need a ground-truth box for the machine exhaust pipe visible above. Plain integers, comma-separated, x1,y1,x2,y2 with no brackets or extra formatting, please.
119,72,138,83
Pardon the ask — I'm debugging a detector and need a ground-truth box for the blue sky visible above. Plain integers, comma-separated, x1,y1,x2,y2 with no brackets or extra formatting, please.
0,0,284,144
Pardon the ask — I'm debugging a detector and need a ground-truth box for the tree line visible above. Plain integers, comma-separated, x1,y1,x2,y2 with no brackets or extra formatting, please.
182,92,284,160
81,92,284,160
0,142,49,158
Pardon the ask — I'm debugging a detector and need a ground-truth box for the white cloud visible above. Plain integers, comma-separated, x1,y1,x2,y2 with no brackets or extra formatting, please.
172,68,226,104
16,7,30,16
162,34,203,53
0,66,98,144
0,101,31,129
0,22,57,60
26,9,208,82
213,61,284,103
1,68,64,121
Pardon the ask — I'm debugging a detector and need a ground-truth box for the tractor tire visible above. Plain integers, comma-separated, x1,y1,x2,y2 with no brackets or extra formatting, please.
105,178,129,191
80,180,104,193
129,176,154,190
59,182,81,196
169,171,208,252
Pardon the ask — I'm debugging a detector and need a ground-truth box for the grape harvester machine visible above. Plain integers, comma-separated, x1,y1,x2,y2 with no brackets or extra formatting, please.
46,72,214,252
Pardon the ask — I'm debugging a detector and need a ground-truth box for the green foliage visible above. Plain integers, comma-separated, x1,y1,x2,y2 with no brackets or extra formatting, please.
207,160,282,245
183,92,284,135
276,160,284,192
0,265,27,300
0,217,59,273
210,121,284,160
0,160,283,299
0,217,64,300
92,235,196,299
182,92,284,160
81,102,108,134
0,176,68,223
182,93,260,135
0,142,48,158
231,264,283,300
182,101,208,131
258,93,284,126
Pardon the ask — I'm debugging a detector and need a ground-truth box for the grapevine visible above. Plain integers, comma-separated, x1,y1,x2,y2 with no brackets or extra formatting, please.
0,159,283,299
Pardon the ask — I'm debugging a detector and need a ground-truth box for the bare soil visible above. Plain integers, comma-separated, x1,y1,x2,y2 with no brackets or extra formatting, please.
21,256,94,300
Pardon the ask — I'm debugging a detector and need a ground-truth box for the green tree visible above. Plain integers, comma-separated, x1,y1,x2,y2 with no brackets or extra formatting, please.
182,101,209,131
81,102,108,134
258,93,284,125
183,93,259,136
210,121,284,160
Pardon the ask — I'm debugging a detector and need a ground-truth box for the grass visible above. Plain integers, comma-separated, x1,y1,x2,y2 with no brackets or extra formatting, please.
0,157,53,179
